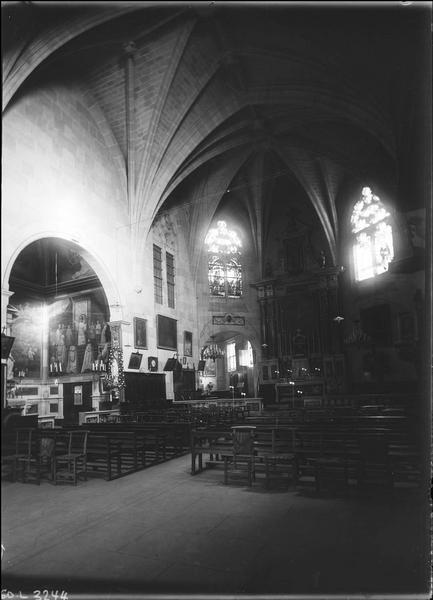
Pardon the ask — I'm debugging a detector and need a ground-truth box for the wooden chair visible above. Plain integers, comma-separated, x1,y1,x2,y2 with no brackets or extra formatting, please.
294,428,323,489
224,426,256,487
263,428,297,490
3,428,40,483
53,430,89,485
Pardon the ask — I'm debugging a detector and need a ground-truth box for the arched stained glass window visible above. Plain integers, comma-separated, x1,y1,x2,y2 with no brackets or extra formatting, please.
205,221,242,297
351,187,394,281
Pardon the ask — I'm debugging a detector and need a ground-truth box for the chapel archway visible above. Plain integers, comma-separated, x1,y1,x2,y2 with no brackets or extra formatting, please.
5,238,113,423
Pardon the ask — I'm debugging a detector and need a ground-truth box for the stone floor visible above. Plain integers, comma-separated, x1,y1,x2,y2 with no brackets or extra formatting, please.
1,455,430,599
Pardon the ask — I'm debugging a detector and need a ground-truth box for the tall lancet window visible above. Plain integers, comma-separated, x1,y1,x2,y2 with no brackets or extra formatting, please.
205,220,242,297
351,187,394,281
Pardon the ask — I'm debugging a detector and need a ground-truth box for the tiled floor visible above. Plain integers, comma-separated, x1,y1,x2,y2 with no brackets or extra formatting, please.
1,455,430,598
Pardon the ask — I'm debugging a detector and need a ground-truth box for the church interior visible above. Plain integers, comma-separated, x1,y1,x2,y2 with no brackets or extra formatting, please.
1,1,431,597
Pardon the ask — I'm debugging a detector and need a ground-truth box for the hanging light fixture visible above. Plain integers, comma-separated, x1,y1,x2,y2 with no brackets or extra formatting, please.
201,335,225,361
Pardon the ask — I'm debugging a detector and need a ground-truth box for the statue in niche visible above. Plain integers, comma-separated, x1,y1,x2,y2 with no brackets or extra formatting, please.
100,322,111,345
66,346,78,374
56,340,67,370
77,314,87,346
81,342,94,373
95,320,102,342
88,321,96,342
99,342,110,362
65,325,73,347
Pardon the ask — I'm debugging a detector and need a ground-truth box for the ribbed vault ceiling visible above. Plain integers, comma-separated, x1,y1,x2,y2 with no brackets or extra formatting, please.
2,2,428,266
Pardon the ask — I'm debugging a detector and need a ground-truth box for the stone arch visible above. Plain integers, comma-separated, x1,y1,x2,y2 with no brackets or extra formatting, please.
1,231,124,323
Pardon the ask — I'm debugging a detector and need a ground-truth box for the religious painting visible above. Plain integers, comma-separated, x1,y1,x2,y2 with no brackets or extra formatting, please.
73,384,83,405
73,298,89,330
134,317,147,349
204,358,216,377
61,249,94,282
148,357,158,372
72,298,90,349
183,331,192,357
128,352,143,370
99,375,112,394
8,301,42,378
157,315,177,351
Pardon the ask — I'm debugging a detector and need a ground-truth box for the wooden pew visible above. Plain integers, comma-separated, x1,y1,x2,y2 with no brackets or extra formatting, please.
190,428,233,474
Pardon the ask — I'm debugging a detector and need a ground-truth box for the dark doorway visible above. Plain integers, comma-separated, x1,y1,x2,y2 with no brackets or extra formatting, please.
63,381,93,425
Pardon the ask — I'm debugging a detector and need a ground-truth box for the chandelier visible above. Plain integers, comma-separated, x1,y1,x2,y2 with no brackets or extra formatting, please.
201,336,225,361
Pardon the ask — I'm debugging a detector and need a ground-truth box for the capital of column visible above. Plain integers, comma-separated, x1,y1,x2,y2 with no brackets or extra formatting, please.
1,288,14,332
123,41,137,57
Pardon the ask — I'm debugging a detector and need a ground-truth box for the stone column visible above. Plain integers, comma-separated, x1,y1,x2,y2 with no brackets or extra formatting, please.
1,289,14,333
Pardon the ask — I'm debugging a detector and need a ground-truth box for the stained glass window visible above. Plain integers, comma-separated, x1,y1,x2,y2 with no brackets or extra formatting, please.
153,244,163,304
166,252,175,308
351,187,394,281
226,341,237,372
205,221,242,297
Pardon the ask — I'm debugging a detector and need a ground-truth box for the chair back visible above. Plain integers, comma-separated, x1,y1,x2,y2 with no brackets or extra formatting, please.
39,436,55,463
15,428,37,457
67,430,89,454
231,426,256,456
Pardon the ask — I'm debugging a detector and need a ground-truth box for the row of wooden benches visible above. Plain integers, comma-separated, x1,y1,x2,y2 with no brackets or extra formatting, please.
2,422,192,483
190,424,421,489
116,406,248,426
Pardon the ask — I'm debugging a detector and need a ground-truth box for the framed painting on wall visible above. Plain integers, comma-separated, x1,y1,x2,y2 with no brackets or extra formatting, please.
73,384,83,405
183,331,192,357
134,317,147,349
204,358,216,377
128,352,143,370
73,298,90,329
99,375,112,394
157,315,177,351
148,357,158,372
